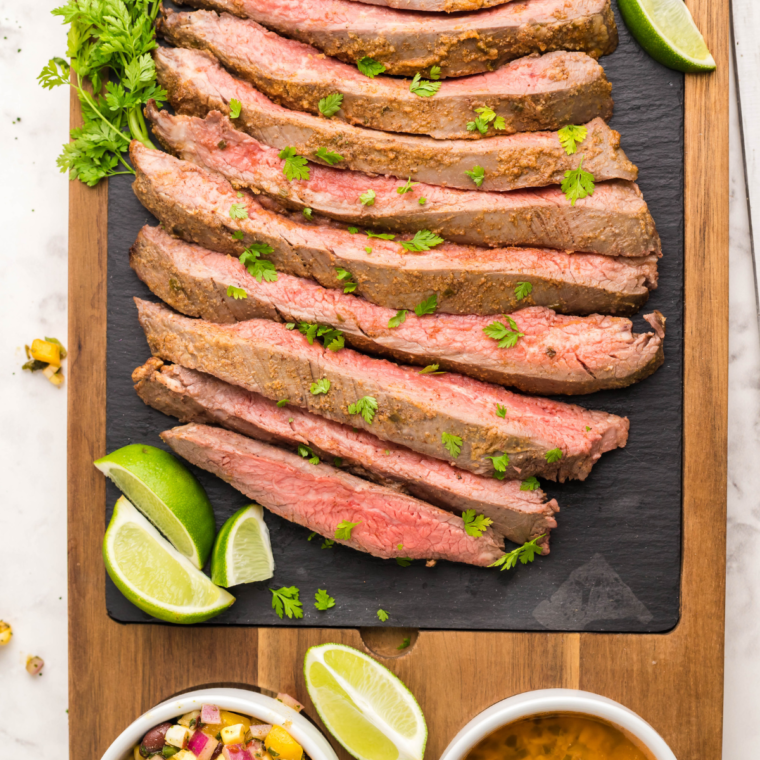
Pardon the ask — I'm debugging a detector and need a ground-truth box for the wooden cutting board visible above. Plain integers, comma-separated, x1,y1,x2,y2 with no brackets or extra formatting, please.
67,1,728,757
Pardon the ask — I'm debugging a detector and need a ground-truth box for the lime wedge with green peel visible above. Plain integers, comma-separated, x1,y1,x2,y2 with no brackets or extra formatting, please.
618,0,715,73
304,643,427,760
211,504,275,587
104,496,235,624
94,444,216,568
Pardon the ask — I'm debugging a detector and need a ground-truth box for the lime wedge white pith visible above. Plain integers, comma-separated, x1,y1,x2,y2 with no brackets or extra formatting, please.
211,504,275,587
94,443,216,568
304,643,427,760
104,496,235,624
618,0,715,73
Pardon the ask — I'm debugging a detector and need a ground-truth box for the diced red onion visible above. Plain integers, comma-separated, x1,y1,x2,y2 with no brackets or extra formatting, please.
222,744,250,760
201,704,221,725
189,731,219,760
246,740,263,752
277,693,304,712
249,725,272,740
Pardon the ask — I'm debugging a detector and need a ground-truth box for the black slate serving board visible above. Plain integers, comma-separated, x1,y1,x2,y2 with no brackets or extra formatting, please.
105,4,684,632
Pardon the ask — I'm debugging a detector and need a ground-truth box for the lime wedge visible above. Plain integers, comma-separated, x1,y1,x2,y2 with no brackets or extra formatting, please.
211,504,275,587
618,0,715,73
104,496,235,624
94,444,216,568
304,643,427,760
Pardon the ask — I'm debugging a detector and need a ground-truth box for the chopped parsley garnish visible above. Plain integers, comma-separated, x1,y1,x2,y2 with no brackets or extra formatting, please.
232,230,245,240
366,230,396,240
388,310,407,329
557,124,588,155
514,281,533,300
487,452,510,473
270,586,303,619
333,457,343,467
429,65,441,80
585,425,592,432
335,520,361,540
418,197,426,205
396,557,412,567
365,246,372,254
336,267,357,293
414,294,438,316
545,448,563,463
298,322,345,351
419,364,445,374
348,227,359,234
483,315,524,349
314,146,344,165
357,56,386,78
409,72,441,98
377,609,390,622
520,476,540,491
397,177,419,194
322,539,335,549
226,285,247,300
303,207,313,220
401,230,444,251
442,431,463,458
318,92,343,118
496,404,507,418
276,399,289,407
348,395,378,424
279,146,310,181
397,637,411,650
489,535,545,572
561,157,595,206
314,589,336,611
229,98,242,118
466,107,505,135
298,445,320,465
461,509,494,537
239,242,277,283
465,165,485,187
229,202,248,220
360,189,376,206
310,378,331,395
307,532,317,541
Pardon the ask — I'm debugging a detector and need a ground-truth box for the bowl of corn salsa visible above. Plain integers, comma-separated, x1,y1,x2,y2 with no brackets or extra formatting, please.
101,688,338,760
440,689,677,760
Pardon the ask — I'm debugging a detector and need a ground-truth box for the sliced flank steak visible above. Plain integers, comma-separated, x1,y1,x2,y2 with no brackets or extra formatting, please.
161,423,506,566
146,106,657,254
319,0,513,13
154,47,638,192
136,298,629,481
135,358,559,547
157,8,614,139
130,142,658,315
131,226,665,395
172,0,617,78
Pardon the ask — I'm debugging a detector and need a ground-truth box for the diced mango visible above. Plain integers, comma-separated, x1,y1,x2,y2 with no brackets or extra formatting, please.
221,724,247,745
265,726,303,760
31,339,61,367
220,711,251,730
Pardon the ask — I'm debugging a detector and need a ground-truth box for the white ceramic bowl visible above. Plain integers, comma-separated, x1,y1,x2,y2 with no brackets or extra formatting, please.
440,689,677,760
101,687,338,760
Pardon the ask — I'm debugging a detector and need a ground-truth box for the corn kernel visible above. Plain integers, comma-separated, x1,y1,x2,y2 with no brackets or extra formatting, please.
221,724,247,745
0,621,12,646
31,339,61,367
265,726,303,760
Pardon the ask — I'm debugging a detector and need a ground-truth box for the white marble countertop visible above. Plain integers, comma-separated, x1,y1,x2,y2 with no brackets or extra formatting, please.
0,3,756,758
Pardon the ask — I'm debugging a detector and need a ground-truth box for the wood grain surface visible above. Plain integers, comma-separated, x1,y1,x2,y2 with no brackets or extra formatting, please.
67,2,729,757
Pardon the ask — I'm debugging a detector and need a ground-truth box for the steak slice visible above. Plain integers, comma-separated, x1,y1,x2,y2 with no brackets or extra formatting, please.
157,8,614,139
172,0,617,78
130,142,658,315
136,298,629,481
135,357,559,546
161,423,506,566
155,47,638,192
321,0,513,13
132,225,666,395
147,106,656,254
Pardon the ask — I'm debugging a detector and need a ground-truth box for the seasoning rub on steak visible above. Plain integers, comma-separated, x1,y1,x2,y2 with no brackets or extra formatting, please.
135,358,559,547
172,0,617,78
136,298,630,481
161,423,506,566
157,8,614,139
132,226,666,395
130,142,658,315
147,107,657,254
155,47,638,192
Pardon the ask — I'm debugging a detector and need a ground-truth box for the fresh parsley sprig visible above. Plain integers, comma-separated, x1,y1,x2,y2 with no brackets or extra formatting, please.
514,282,533,300
414,294,438,316
397,177,419,194
377,609,390,622
319,92,343,118
348,396,378,424
270,586,303,619
465,165,485,188
229,98,242,119
360,189,376,206
561,157,595,206
483,316,524,349
239,242,277,283
336,267,357,293
489,535,545,571
466,107,505,135
335,520,361,540
298,445,320,465
314,147,344,165
279,146,310,181
409,72,441,98
442,431,462,458
557,124,588,155
366,230,396,240
419,364,445,374
226,285,247,300
310,378,331,395
388,310,407,329
462,509,494,537
357,57,386,78
545,448,563,463
298,322,345,351
314,589,336,611
520,476,540,491
401,230,444,251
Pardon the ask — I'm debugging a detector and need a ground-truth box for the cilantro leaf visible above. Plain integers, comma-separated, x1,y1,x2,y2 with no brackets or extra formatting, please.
461,509,494,537
336,267,358,293
366,230,396,240
442,431,463,458
276,399,289,407
360,189,376,206
520,476,540,491
303,207,313,220
38,57,70,89
496,404,507,418
489,535,545,572
314,589,336,611
377,609,390,622
357,57,386,78
397,177,419,194
561,157,595,206
397,637,411,650
414,294,438,316
401,230,444,251
348,396,378,424
270,586,303,619
239,243,278,283
311,378,331,395
298,445,320,465
388,310,407,329
279,146,310,181
335,520,361,540
514,281,533,300
226,285,247,300
557,124,588,155
314,146,344,165
483,315,525,349
298,322,345,351
487,452,510,473
229,202,248,220
429,65,441,80
419,364,445,374
318,92,343,118
410,73,441,98
465,165,485,187
545,448,563,463
229,98,242,118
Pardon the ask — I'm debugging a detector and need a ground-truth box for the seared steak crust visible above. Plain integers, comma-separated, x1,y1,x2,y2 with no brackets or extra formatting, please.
136,298,629,481
157,8,614,139
161,423,506,566
131,226,665,395
173,0,617,78
147,106,657,254
155,47,637,192
135,357,559,546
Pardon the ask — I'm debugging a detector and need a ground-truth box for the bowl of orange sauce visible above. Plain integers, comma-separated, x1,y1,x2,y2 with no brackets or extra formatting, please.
440,690,677,760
